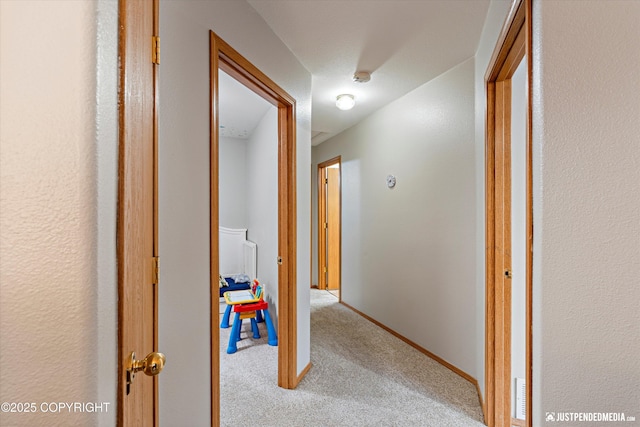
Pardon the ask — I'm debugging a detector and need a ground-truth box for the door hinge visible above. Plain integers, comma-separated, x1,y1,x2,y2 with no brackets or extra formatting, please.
152,256,160,284
323,266,327,273
152,36,160,65
324,222,328,229
325,178,328,184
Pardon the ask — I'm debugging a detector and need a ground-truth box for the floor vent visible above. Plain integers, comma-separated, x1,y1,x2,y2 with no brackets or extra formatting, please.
515,377,526,420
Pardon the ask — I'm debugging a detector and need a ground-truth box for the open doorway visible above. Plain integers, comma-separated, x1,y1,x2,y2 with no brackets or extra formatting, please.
210,31,298,425
217,66,280,415
317,157,341,299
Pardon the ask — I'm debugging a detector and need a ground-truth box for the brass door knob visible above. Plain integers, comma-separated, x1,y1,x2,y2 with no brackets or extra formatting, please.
126,351,166,395
131,351,165,376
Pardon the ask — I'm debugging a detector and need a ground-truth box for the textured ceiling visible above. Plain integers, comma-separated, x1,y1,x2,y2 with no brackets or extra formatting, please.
248,0,491,145
219,69,272,139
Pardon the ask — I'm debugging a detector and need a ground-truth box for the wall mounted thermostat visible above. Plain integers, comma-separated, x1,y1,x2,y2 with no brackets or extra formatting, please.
386,174,396,189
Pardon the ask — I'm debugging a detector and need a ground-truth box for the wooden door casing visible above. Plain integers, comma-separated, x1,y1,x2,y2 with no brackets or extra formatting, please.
210,33,300,427
484,1,532,426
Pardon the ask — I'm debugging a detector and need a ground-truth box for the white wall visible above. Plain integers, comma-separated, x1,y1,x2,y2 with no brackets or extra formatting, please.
473,0,513,400
532,1,640,424
246,107,279,318
312,58,478,378
0,1,118,426
158,1,312,425
219,137,248,229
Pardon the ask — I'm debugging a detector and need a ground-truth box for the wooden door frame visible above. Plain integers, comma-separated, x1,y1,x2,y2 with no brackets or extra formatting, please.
484,0,532,426
317,156,341,292
117,0,159,425
210,31,298,426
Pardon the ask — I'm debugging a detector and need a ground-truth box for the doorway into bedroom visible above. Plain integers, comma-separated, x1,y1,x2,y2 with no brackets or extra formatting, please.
217,65,280,419
317,157,341,299
211,30,299,425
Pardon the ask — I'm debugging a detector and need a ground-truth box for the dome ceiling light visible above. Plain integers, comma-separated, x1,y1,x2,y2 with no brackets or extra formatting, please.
335,72,370,111
336,94,355,110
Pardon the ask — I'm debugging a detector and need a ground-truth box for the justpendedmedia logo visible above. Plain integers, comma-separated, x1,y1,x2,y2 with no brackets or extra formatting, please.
545,411,635,423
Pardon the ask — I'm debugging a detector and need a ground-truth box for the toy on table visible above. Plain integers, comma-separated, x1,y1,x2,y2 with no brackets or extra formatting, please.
221,279,277,354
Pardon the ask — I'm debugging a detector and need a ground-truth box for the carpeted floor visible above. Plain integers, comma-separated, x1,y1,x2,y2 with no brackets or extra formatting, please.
220,289,485,426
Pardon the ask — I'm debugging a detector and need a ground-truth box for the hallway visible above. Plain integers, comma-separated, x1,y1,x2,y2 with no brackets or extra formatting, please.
220,290,484,426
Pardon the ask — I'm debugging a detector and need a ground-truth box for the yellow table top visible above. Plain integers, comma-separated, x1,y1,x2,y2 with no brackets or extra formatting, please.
223,289,259,305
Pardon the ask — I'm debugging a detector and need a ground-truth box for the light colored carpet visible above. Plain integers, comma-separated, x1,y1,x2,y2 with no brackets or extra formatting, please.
220,289,485,426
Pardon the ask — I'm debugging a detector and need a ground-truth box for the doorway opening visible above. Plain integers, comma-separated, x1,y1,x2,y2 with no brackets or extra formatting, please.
484,1,532,426
210,31,298,426
217,66,279,416
317,157,341,300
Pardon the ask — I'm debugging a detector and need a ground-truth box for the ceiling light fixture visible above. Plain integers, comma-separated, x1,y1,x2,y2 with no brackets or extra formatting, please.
336,94,355,110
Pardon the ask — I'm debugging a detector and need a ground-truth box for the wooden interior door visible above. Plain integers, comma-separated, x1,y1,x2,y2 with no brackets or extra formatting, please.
317,157,341,291
318,166,327,289
326,167,341,290
117,0,161,425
